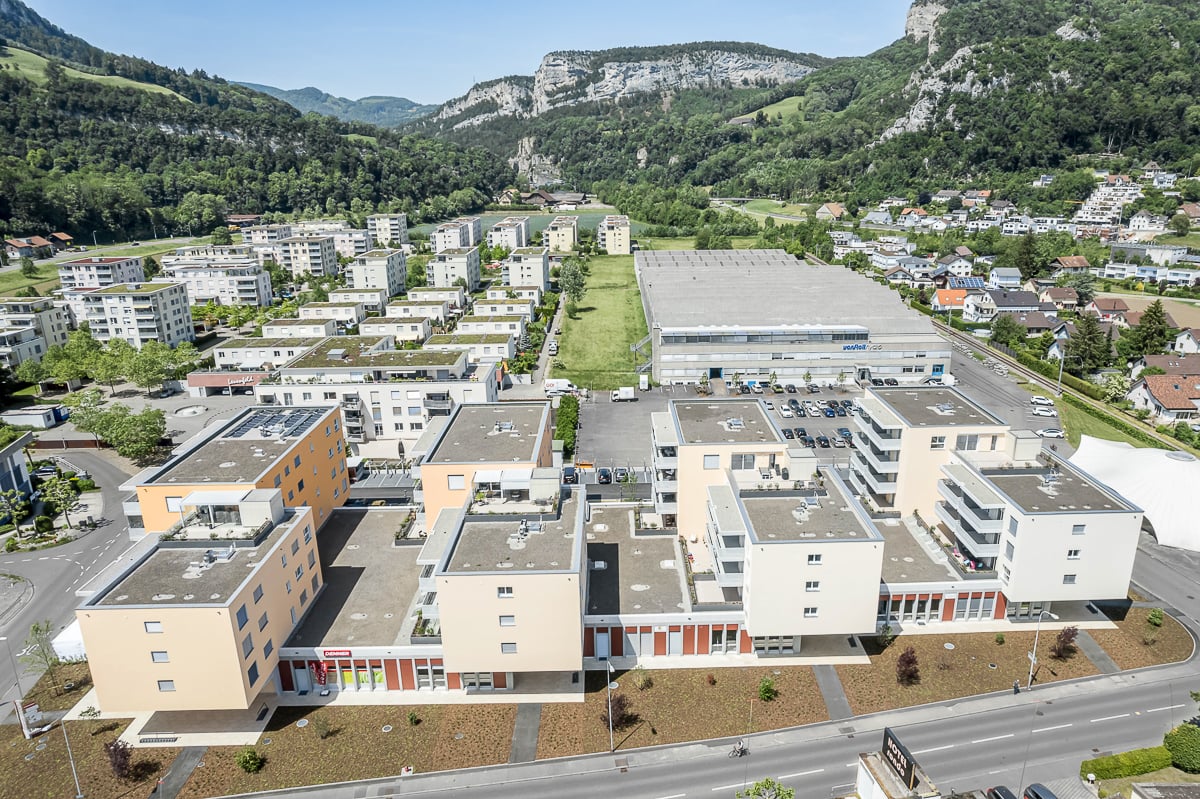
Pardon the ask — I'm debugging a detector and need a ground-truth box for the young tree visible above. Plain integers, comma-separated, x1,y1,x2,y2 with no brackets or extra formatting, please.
105,739,133,780
557,258,587,318
989,313,1026,348
738,778,796,799
1101,372,1132,403
1133,299,1174,356
41,345,87,387
19,257,37,278
20,619,58,691
1055,272,1097,304
101,406,166,462
90,341,133,393
210,226,233,246
126,341,171,392
1051,626,1079,659
896,646,920,685
40,475,78,528
601,692,636,731
0,487,29,526
1169,213,1191,237
14,359,45,394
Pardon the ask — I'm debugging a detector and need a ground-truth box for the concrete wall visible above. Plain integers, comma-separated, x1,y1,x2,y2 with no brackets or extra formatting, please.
895,426,1007,518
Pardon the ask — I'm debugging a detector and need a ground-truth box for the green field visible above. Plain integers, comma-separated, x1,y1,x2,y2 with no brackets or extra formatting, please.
0,262,61,297
551,254,648,390
751,95,804,121
1023,384,1149,449
0,45,187,100
411,210,643,238
1154,231,1200,250
344,133,378,145
743,199,810,217
637,235,760,251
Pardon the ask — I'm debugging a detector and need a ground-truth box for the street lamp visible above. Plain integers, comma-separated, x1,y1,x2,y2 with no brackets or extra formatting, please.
91,231,98,248
1026,610,1060,689
61,718,85,798
605,660,616,752
1054,353,1085,397
0,635,20,697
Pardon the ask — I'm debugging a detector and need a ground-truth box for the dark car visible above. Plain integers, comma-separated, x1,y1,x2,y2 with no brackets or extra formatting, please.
781,428,795,440
871,378,885,386
816,435,831,448
1022,785,1059,799
826,399,839,409
739,384,751,395
884,378,899,386
794,406,806,417
562,466,578,484
800,435,816,448
597,467,613,485
841,399,853,408
836,427,853,440
835,405,847,416
784,384,798,394
794,427,807,439
823,407,836,417
788,399,801,412
807,384,820,393
614,466,630,482
986,788,1018,799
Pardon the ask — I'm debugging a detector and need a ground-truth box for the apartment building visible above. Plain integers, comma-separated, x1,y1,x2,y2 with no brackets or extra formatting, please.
367,213,410,247
848,387,1009,519
120,405,346,537
253,337,498,452
243,225,294,246
329,288,389,315
57,256,145,291
160,261,273,307
597,215,632,255
457,314,526,338
427,247,481,291
432,221,471,253
329,229,371,260
472,298,535,321
485,216,530,250
347,249,406,298
77,498,321,713
384,299,450,325
80,283,194,349
0,297,69,353
543,215,578,253
357,316,432,343
502,248,550,291
0,328,46,370
406,286,466,314
297,302,367,326
454,217,482,246
260,319,336,339
486,286,542,305
279,236,337,278
212,338,325,370
424,333,515,363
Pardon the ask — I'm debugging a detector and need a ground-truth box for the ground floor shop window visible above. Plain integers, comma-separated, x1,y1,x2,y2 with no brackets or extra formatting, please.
752,636,794,655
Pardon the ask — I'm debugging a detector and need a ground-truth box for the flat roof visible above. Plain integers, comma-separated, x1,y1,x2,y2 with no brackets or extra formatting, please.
435,248,474,256
671,399,781,445
511,248,547,256
874,517,958,583
740,488,881,543
983,464,1135,514
424,403,548,464
285,510,421,647
94,514,296,607
585,507,686,615
460,315,523,323
284,337,463,370
868,387,1005,427
95,282,176,295
153,406,333,484
301,302,362,308
407,286,460,293
444,492,580,574
61,256,138,265
219,337,324,350
425,334,511,344
386,300,447,307
637,250,935,335
262,318,332,327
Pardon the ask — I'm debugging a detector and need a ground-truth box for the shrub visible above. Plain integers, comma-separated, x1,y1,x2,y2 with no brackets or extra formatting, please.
1080,745,1173,779
235,747,265,773
1165,724,1200,772
896,646,920,685
876,623,896,649
1148,608,1165,628
78,706,100,719
105,739,132,780
994,632,1005,645
311,713,331,740
631,666,653,691
601,693,636,730
758,676,779,702
556,395,580,456
407,710,420,726
4,537,15,553
34,515,52,533
706,673,717,686
1051,626,1079,659
74,478,96,492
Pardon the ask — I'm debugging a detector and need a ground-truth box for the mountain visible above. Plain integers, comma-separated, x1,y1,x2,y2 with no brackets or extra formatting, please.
236,82,437,127
0,0,509,240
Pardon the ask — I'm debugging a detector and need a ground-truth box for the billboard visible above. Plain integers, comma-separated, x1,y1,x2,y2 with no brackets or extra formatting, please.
882,727,919,790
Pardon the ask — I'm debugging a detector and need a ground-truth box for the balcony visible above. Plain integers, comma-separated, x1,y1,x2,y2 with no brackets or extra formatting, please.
424,393,453,411
857,419,902,452
856,443,901,474
850,453,897,493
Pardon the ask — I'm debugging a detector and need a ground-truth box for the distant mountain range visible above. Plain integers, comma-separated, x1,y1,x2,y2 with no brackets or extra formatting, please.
235,82,437,127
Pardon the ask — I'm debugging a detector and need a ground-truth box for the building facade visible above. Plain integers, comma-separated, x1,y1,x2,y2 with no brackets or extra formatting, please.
80,283,194,349
427,247,481,291
367,214,410,247
502,248,550,291
57,256,145,291
347,250,406,299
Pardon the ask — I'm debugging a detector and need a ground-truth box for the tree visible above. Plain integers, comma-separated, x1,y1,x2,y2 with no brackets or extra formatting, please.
0,487,29,526
1065,313,1110,374
1165,723,1200,773
210,226,233,245
41,345,87,387
20,619,59,691
1100,372,1131,403
989,313,1026,348
19,257,37,278
558,258,587,318
126,341,172,392
1050,625,1079,659
738,777,796,799
1133,299,1174,357
90,340,133,392
601,692,636,731
40,475,78,529
1055,272,1097,304
896,646,920,685
105,739,133,780
1170,213,1191,237
14,359,45,394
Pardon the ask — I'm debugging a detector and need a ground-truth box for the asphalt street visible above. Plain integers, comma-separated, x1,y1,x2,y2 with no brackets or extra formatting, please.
0,451,134,717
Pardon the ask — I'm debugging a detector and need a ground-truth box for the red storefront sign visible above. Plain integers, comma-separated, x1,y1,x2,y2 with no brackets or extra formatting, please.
322,649,352,658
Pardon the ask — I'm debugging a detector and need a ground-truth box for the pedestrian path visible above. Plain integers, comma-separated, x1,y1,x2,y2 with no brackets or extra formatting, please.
812,664,853,721
1076,630,1121,675
509,703,542,763
156,746,206,799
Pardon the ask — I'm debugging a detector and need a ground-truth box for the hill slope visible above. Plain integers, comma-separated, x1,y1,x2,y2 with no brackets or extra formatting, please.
0,1,509,240
236,82,436,127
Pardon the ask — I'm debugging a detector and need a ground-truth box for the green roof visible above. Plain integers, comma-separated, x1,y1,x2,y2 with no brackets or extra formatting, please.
220,337,325,349
96,283,178,295
426,334,512,345
303,302,362,308
284,336,463,370
460,315,523,323
263,318,332,327
407,286,461,294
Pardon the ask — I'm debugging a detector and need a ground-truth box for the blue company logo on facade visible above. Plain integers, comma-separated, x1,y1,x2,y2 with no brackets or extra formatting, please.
842,343,868,351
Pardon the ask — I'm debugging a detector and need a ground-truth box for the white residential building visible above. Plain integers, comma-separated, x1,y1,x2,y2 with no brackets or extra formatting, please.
457,314,526,338
260,319,337,339
297,302,367,325
597,215,632,255
279,236,338,278
472,298,535,320
367,214,410,247
328,288,389,314
406,286,466,314
57,256,145,291
329,229,372,260
424,333,515,363
160,260,273,307
347,249,406,298
427,247,481,291
502,248,550,291
383,300,449,325
357,316,431,343
79,283,194,349
0,297,69,354
486,286,542,305
485,216,530,250
212,337,325,370
432,221,471,253
543,216,577,253
242,224,293,246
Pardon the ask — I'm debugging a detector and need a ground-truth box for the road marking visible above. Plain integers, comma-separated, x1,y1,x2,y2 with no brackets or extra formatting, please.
1032,724,1073,733
778,769,824,779
1091,714,1130,723
972,733,1015,744
37,557,48,561
712,782,757,792
654,794,686,799
1148,704,1186,713
989,769,1009,775
913,744,955,754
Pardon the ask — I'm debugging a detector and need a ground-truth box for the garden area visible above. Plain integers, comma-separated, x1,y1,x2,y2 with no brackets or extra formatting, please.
535,666,825,758
2,456,98,553
1088,606,1194,670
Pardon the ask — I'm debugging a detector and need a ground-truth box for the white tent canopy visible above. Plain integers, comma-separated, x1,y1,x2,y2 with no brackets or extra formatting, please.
1070,435,1200,551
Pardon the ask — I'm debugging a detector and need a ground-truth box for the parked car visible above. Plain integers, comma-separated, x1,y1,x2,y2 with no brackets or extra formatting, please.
1036,428,1065,439
562,466,578,484
840,399,853,408
614,466,630,482
771,384,784,394
807,384,821,393
597,468,613,485
1030,396,1055,406
781,428,795,440
871,378,885,386
816,435,831,448
835,406,847,416
794,428,807,439
823,407,836,418
826,399,839,409
800,435,816,448
788,399,801,412
1031,407,1057,418
739,384,751,395
884,378,899,386
784,384,798,394
832,436,846,448
986,787,1018,799
794,407,806,417
763,401,775,411
836,427,853,440
750,383,764,394
779,407,793,418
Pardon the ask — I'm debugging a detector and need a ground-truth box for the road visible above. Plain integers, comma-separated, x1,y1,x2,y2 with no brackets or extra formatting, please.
0,451,134,714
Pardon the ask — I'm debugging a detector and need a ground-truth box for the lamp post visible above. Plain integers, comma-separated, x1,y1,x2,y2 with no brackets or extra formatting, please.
605,660,616,752
1054,354,1084,397
0,636,19,698
91,231,98,248
62,718,84,798
1026,610,1060,689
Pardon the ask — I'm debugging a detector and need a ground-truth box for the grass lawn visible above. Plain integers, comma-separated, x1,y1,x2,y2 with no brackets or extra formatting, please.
0,261,62,297
835,631,1099,715
1100,766,1200,798
638,235,760,251
536,667,825,758
1089,607,1194,670
1154,231,1200,249
179,703,517,798
745,95,804,122
410,210,640,238
1022,383,1151,449
0,45,186,100
744,199,810,217
552,254,649,390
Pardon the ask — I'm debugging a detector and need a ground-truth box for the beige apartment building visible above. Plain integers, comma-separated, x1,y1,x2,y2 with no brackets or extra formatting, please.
543,215,578,253
347,249,406,298
328,288,389,314
258,319,336,339
366,213,409,247
485,216,530,251
502,248,550,291
427,247,481,291
279,236,337,278
597,215,632,255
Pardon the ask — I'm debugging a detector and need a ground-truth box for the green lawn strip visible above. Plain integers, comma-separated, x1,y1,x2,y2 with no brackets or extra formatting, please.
553,255,648,391
1021,382,1152,449
1,45,186,99
744,199,810,217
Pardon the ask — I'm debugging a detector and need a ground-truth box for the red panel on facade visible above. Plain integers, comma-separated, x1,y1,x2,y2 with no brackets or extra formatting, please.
697,625,710,655
353,660,367,668
683,625,696,655
494,671,508,689
400,659,415,691
994,592,1008,618
583,627,595,657
739,630,752,654
654,631,667,656
448,672,462,690
942,599,956,621
610,627,624,656
669,625,681,632
384,660,400,691
278,662,294,692
641,626,652,634
431,658,444,666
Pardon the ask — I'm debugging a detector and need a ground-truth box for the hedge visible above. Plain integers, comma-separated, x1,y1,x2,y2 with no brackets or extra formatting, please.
988,342,1106,401
556,395,579,457
1060,393,1170,450
1080,745,1172,779
1166,724,1200,773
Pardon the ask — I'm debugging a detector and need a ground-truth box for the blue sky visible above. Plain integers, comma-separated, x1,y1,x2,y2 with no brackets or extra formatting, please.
29,1,910,104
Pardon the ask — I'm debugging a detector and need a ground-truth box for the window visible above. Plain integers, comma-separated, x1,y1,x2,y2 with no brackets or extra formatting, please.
297,479,305,491
274,475,282,488
1067,549,1081,560
500,642,518,654
499,615,516,627
497,586,513,598
930,436,946,450
300,589,308,606
803,607,818,618
1005,541,1015,560
157,680,176,692
311,574,319,594
242,633,254,659
284,465,291,477
150,651,169,663
288,490,295,501
955,434,980,451
731,453,756,470
236,605,249,630
253,584,264,603
285,580,292,594
303,525,312,544
807,553,822,565
1072,524,1086,535
144,621,163,634
290,539,300,556
1001,565,1011,582
1063,574,1077,585
295,565,304,581
263,639,273,658
702,454,720,470
448,475,466,490
280,553,287,567
1009,517,1019,536
165,496,183,513
258,612,269,632
248,662,259,687
308,550,316,568
294,455,302,468
805,581,820,592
